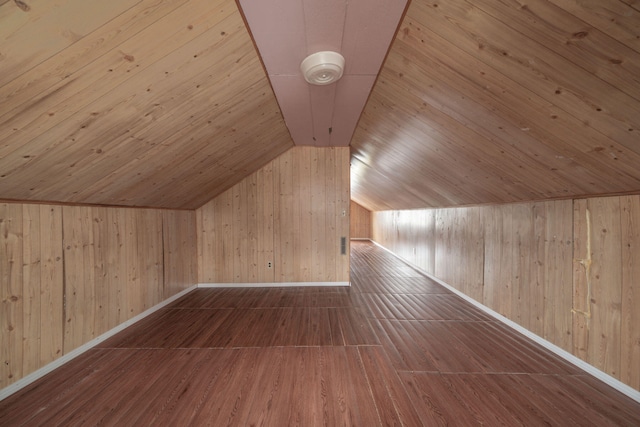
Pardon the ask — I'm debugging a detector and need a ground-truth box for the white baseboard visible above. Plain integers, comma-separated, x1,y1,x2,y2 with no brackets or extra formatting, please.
0,285,197,402
198,281,350,288
371,240,640,404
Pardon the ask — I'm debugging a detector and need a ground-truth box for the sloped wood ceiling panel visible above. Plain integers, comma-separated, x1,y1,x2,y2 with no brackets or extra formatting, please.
0,0,293,209
350,0,640,211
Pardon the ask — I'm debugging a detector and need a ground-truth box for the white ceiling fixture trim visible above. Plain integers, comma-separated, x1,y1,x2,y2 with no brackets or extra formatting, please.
300,51,345,85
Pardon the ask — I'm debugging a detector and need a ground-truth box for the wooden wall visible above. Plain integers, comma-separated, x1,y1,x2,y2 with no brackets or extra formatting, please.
197,146,350,283
372,195,640,391
1,204,64,390
350,201,371,239
1,203,196,389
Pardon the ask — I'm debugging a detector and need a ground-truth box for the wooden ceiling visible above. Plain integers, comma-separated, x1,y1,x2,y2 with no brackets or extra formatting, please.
351,0,640,211
1,0,640,211
0,0,293,209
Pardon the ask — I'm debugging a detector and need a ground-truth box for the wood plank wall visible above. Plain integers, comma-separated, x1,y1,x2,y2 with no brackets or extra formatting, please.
197,147,350,283
0,204,63,390
372,195,640,392
350,201,371,239
0,203,196,389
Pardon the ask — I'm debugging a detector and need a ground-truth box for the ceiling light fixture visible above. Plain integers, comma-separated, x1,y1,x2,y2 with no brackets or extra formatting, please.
300,51,345,85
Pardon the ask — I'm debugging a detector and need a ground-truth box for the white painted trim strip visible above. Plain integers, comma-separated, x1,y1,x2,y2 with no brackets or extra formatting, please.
371,240,640,403
0,285,197,402
198,281,350,288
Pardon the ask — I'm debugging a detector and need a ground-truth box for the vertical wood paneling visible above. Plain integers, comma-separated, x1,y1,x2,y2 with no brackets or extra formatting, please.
220,192,235,282
276,149,295,282
1,202,193,388
436,207,484,302
244,172,258,282
396,211,414,264
434,208,451,286
127,209,164,318
91,208,109,341
37,205,64,368
372,194,639,391
498,204,514,320
572,199,590,363
296,147,312,281
197,147,350,284
63,206,96,352
325,149,338,282
163,210,197,296
580,197,623,380
460,207,484,302
21,205,40,377
542,200,573,352
371,209,436,275
1,203,24,387
350,201,371,239
531,203,547,339
232,181,248,281
620,196,640,390
311,149,326,281
512,203,534,331
371,210,391,251
338,147,351,280
64,206,171,352
484,204,514,318
423,209,436,275
1,204,64,389
108,208,126,327
257,163,275,283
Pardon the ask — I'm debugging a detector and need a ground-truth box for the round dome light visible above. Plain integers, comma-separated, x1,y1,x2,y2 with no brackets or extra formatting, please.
300,51,345,85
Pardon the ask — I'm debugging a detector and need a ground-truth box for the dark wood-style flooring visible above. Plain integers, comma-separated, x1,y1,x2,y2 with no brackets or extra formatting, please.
2,241,639,425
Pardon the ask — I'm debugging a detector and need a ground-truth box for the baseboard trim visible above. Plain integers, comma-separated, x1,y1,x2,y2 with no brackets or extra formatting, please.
0,285,197,402
198,281,350,288
371,240,640,404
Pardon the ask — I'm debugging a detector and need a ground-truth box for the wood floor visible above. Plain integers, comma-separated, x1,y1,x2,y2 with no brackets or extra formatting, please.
1,241,639,426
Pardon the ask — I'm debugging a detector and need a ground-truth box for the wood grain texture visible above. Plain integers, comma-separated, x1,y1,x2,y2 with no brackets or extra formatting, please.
0,201,194,388
351,0,640,211
1,203,24,387
197,146,350,283
371,209,437,275
541,200,574,352
350,200,371,239
0,0,293,209
2,241,639,425
0,203,64,389
372,195,640,391
573,198,591,363
583,197,623,379
2,0,639,215
162,210,197,296
620,195,640,390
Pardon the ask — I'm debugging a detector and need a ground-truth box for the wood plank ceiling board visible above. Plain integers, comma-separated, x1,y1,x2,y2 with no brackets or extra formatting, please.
350,0,640,212
238,0,409,147
0,0,139,89
0,0,293,209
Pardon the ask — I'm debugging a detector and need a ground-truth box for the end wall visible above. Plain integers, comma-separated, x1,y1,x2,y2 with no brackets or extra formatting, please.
197,146,351,283
372,195,640,392
350,201,371,239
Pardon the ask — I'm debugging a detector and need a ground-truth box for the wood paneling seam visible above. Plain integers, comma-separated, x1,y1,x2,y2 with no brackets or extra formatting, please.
572,207,592,321
60,208,68,355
